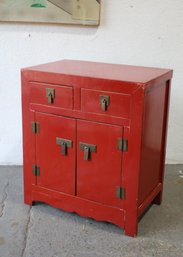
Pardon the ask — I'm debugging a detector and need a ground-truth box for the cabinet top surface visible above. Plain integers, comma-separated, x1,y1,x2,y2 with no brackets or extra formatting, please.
23,60,173,84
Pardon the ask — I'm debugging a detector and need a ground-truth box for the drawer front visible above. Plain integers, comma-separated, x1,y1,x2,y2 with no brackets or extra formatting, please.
81,89,131,118
30,82,73,109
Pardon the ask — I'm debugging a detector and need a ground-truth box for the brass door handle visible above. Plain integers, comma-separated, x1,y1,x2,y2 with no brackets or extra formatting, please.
80,142,96,161
84,146,90,161
61,141,67,156
56,137,72,156
100,95,110,111
46,88,55,104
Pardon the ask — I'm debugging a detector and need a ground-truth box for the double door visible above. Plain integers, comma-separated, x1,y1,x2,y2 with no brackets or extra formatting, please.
34,112,124,208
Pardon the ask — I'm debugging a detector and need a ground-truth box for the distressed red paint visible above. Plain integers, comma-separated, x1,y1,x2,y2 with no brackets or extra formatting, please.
21,60,173,237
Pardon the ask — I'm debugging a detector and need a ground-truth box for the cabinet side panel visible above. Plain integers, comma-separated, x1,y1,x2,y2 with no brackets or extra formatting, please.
21,72,36,205
138,82,168,205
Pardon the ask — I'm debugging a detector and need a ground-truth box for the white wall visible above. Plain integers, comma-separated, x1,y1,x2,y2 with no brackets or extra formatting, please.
0,0,183,165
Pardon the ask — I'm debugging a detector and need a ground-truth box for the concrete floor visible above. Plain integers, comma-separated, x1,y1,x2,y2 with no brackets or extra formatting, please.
0,165,182,257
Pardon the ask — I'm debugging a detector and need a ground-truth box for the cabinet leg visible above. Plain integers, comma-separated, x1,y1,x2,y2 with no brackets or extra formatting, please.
124,216,138,237
153,190,163,205
24,195,34,206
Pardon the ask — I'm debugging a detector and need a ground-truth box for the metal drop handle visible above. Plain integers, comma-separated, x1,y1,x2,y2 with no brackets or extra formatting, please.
80,142,97,161
101,98,107,111
84,146,90,161
100,95,110,112
61,141,67,156
56,138,72,156
46,88,55,104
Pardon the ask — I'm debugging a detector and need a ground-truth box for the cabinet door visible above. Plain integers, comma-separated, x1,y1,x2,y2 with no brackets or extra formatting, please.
35,112,76,195
77,120,123,208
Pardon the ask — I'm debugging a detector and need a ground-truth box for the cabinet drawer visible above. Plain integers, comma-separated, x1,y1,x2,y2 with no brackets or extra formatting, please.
81,89,131,118
30,82,73,109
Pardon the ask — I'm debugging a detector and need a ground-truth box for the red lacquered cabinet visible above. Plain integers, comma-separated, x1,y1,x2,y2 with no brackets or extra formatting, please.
21,60,173,237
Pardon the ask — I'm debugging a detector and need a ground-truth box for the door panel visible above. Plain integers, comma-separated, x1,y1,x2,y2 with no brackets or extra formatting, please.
77,120,123,208
35,112,76,195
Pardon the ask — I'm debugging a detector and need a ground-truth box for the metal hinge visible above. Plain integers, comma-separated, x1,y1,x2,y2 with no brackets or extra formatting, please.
116,186,125,199
32,122,39,134
118,138,128,152
32,165,40,176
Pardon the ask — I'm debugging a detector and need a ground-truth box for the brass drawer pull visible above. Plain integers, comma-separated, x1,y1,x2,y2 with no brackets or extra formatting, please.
80,142,96,161
56,137,72,156
46,88,55,104
100,95,110,111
